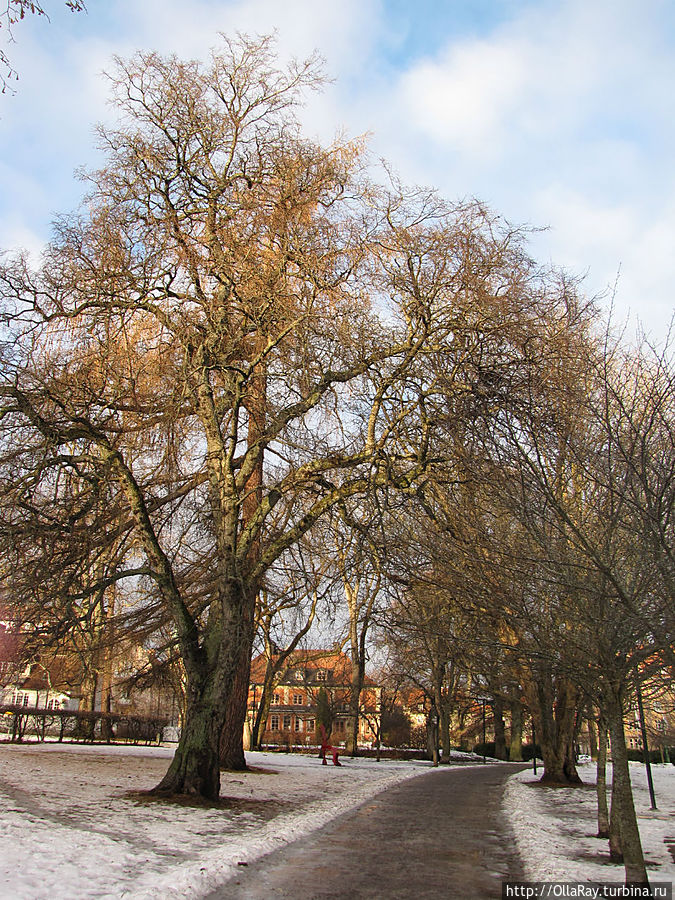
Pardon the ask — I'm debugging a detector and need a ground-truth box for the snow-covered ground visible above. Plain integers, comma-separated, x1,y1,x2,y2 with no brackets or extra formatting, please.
0,742,433,900
3,741,671,899
505,760,675,885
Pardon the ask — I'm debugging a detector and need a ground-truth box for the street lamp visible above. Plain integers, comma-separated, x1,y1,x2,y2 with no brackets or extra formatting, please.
532,721,537,776
635,678,657,810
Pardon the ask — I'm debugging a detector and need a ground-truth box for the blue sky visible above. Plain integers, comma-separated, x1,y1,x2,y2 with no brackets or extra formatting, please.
1,0,674,338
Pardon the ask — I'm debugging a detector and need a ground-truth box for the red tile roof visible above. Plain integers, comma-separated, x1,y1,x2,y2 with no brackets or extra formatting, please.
250,649,377,686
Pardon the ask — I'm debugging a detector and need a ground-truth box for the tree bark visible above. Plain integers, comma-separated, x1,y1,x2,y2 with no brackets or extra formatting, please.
346,623,364,757
509,700,523,761
526,674,581,783
219,359,266,769
493,695,507,760
609,784,623,863
219,645,252,770
154,681,226,799
588,715,598,760
596,717,609,838
155,578,254,797
606,694,649,884
219,588,257,770
427,709,439,766
439,702,452,763
344,578,366,758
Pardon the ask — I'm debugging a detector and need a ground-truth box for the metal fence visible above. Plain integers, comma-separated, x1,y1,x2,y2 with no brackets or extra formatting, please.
0,703,170,745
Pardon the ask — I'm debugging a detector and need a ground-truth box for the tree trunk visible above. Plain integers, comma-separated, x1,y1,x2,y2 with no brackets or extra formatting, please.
588,715,598,760
596,717,609,838
431,672,451,763
609,782,623,862
344,579,367,758
79,670,98,742
493,695,507,760
439,703,452,763
527,677,566,782
219,361,266,767
606,694,649,884
509,700,523,761
220,591,257,770
426,710,439,766
156,578,254,798
251,668,275,751
526,674,581,783
219,649,252,770
100,596,115,743
346,648,362,757
154,681,226,799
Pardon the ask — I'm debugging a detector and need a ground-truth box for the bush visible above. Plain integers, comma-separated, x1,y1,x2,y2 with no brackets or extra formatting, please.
520,743,542,762
472,741,498,758
626,748,670,764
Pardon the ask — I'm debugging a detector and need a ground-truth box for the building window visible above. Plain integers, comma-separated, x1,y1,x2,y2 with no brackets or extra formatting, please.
306,718,315,732
293,693,303,705
294,719,301,732
22,693,29,707
272,692,281,705
316,669,327,682
270,714,279,731
12,691,23,705
336,719,345,732
283,714,291,730
47,698,60,710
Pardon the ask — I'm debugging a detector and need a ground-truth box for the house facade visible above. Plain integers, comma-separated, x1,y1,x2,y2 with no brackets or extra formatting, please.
246,649,381,749
0,619,81,722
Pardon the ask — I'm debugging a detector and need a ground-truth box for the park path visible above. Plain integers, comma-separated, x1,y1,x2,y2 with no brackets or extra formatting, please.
207,762,527,900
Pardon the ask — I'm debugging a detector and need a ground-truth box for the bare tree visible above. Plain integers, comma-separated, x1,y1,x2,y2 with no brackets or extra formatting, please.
0,36,512,798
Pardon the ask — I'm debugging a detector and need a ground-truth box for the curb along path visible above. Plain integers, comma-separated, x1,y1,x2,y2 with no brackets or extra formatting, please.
208,762,527,900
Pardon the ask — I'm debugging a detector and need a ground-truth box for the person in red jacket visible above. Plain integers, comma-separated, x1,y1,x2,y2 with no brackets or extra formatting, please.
319,724,342,766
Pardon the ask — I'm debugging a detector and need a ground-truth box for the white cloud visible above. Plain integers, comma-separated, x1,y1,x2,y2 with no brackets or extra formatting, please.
1,0,673,337
390,0,673,166
366,0,675,337
115,0,380,73
399,39,528,159
0,0,384,247
529,185,675,340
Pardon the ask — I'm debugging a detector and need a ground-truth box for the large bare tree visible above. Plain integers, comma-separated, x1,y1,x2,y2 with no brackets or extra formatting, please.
0,36,524,798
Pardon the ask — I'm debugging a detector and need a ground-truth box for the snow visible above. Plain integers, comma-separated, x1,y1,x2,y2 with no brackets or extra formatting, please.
0,742,433,899
3,740,671,899
504,760,675,884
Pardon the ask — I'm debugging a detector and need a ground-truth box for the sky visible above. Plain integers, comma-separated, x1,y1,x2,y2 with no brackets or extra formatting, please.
1,0,674,340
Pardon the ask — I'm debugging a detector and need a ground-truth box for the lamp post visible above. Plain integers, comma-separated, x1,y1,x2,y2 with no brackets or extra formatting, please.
532,721,537,776
250,683,258,749
635,678,657,810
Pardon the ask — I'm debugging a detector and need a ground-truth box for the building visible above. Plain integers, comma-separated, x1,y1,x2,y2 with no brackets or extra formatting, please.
624,673,675,759
0,620,80,712
246,649,381,749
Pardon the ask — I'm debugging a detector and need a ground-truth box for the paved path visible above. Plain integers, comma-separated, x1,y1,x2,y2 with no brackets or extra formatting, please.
208,762,527,900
